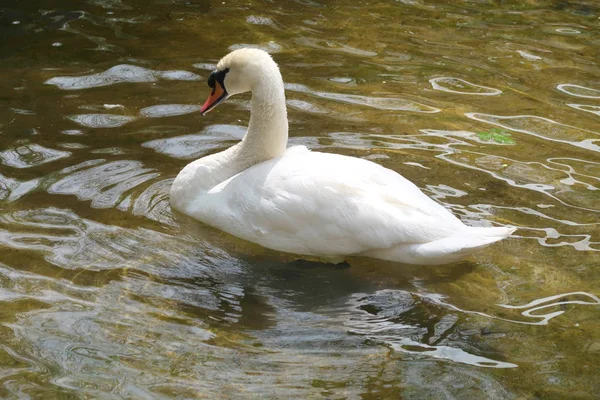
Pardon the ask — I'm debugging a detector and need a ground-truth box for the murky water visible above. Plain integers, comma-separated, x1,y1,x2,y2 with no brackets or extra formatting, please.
1,0,599,398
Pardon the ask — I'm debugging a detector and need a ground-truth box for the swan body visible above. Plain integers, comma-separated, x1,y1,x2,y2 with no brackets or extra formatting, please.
170,48,515,265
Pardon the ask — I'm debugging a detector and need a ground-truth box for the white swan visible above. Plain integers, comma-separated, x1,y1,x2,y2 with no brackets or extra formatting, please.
170,48,515,265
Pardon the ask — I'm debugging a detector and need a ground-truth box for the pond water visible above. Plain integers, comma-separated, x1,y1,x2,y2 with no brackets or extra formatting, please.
1,0,599,398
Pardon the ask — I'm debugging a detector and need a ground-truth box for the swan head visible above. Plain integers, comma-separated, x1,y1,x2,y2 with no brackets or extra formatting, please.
200,48,281,115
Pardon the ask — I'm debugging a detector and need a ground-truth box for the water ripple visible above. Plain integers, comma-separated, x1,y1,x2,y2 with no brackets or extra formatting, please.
516,50,542,61
439,151,599,211
0,142,71,169
131,179,175,226
68,114,136,128
45,64,201,90
343,290,517,368
143,124,246,159
139,104,200,118
49,160,159,209
287,99,366,121
246,15,276,27
286,83,440,113
465,113,600,152
555,27,582,35
295,37,377,57
567,104,600,117
0,208,199,271
557,84,600,99
425,291,600,326
430,77,502,96
0,173,40,202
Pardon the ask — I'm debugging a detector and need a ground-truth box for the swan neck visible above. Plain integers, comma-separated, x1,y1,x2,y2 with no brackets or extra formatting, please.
240,73,288,161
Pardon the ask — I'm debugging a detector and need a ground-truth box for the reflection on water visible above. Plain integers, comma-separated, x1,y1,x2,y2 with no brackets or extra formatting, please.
557,84,600,98
429,77,503,96
285,82,441,113
68,113,136,128
45,64,201,90
1,0,599,398
344,290,518,368
0,142,71,169
465,113,600,152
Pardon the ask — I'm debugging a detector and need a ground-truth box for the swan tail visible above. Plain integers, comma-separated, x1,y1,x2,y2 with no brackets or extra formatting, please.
411,226,516,264
363,226,516,265
462,226,517,239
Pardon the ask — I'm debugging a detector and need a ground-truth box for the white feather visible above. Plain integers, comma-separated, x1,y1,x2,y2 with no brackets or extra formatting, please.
170,49,515,265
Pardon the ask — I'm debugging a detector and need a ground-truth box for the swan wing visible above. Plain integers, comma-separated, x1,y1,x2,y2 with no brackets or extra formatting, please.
191,148,465,256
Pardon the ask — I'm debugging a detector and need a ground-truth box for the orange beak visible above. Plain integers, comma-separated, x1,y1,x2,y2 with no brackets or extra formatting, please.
200,81,228,116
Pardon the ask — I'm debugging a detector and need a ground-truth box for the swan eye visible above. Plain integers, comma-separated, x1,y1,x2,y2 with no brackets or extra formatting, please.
207,68,230,90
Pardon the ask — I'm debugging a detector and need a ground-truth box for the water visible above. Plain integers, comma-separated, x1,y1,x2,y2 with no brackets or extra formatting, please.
1,0,599,398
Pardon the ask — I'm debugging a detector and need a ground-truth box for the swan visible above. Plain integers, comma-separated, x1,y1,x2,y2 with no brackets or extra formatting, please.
170,48,515,265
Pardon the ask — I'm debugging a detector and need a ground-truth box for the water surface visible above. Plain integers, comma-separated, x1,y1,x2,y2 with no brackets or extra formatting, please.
1,0,599,398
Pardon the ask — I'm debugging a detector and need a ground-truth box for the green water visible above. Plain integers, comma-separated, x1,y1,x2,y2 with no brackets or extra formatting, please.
1,0,599,398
